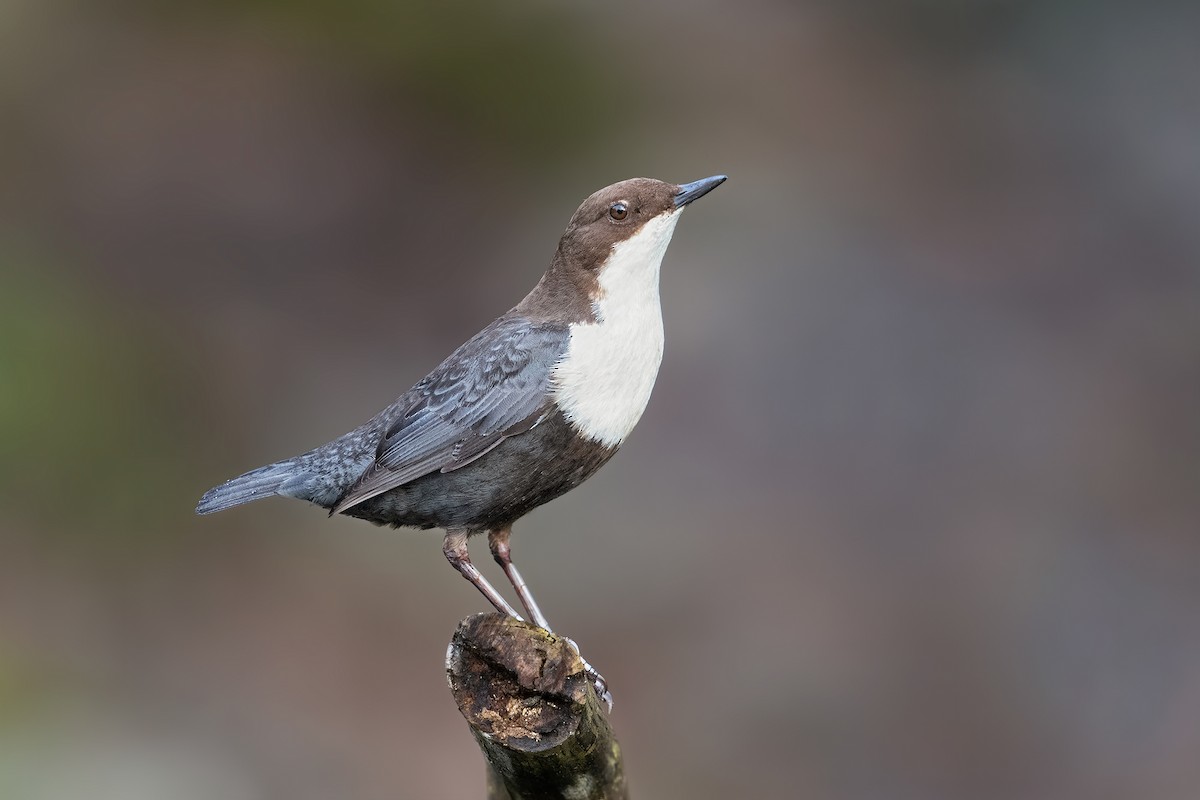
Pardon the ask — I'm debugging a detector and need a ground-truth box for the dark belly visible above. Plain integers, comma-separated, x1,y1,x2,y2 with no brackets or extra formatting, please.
343,410,617,531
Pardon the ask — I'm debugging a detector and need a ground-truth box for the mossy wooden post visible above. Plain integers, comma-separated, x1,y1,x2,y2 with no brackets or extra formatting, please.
446,614,628,800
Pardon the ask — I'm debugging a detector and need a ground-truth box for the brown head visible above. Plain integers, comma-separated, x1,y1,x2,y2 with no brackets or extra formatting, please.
518,175,726,322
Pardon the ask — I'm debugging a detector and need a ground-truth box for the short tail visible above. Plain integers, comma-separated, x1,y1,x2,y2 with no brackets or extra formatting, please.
196,460,299,515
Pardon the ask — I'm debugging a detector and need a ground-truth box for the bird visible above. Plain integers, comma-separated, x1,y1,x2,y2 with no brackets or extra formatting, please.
197,174,726,703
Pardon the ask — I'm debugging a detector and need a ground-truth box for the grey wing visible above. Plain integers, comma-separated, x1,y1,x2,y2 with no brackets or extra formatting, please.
330,316,569,515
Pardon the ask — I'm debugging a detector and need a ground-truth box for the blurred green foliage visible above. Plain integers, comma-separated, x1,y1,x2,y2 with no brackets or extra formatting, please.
0,259,198,552
145,0,631,162
0,645,61,725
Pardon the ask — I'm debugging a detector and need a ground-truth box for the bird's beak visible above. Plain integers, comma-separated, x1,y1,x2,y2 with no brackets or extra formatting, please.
674,175,727,208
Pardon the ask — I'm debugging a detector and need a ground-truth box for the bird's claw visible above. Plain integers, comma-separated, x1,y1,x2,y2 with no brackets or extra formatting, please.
560,635,613,712
583,660,614,712
593,677,614,713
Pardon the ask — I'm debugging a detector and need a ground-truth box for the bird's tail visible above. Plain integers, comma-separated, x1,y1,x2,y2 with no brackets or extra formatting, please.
196,459,300,515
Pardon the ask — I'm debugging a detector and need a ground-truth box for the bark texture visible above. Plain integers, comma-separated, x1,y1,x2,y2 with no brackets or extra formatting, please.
446,614,628,800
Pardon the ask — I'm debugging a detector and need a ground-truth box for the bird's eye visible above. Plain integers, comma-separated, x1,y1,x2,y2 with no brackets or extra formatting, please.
609,202,628,221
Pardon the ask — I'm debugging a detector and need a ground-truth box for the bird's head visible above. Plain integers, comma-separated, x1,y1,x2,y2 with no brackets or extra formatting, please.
556,176,727,272
520,175,726,323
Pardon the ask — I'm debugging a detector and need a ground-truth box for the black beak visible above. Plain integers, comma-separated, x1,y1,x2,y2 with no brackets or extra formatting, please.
674,174,727,208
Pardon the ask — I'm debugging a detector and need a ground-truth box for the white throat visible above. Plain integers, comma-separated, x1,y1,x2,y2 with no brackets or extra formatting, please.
552,209,682,447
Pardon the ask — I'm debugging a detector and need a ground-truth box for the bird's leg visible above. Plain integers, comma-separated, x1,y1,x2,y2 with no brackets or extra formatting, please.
443,529,522,620
487,527,550,629
488,528,613,711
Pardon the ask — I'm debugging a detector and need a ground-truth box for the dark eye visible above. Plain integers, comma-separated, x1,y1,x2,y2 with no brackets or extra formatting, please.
609,202,628,221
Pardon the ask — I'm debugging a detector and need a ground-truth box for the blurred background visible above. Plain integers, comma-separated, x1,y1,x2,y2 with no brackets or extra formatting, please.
2,0,1199,797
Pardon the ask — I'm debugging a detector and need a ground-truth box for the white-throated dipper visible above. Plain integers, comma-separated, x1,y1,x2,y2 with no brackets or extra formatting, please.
197,174,726,704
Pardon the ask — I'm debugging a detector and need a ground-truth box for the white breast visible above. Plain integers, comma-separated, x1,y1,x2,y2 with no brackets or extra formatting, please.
551,209,683,447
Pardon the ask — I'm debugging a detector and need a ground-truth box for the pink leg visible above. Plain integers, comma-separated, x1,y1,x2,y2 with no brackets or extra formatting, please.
487,527,612,710
443,529,522,619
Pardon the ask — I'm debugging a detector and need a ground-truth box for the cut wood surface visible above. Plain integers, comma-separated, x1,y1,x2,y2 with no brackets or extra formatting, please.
446,614,628,800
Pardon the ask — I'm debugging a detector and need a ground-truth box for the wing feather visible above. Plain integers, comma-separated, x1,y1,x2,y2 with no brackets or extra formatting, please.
331,316,567,515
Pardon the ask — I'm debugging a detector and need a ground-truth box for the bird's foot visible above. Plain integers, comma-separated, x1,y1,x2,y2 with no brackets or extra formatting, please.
559,635,613,712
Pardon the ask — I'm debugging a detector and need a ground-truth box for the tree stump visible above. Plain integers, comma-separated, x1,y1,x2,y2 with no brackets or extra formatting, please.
446,614,628,800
